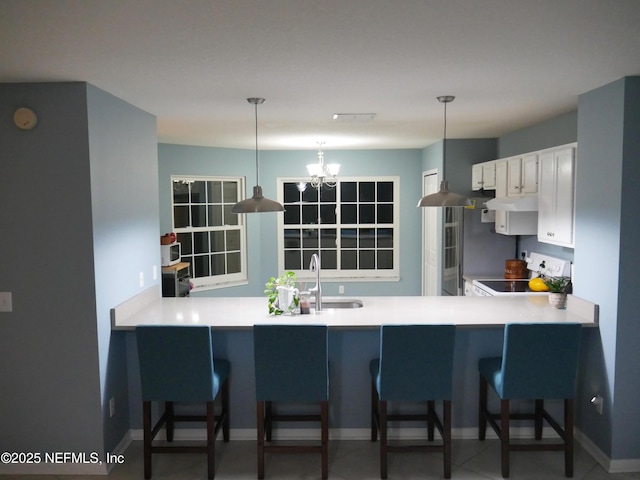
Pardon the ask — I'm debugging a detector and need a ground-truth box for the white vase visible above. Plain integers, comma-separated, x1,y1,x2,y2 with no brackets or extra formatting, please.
548,292,567,309
276,286,299,314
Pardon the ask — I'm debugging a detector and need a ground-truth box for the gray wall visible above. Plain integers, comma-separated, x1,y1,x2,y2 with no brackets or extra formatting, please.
574,77,640,460
86,84,160,452
0,82,158,464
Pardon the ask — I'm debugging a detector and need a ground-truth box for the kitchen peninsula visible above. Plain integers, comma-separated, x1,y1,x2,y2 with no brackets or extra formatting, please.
112,286,598,329
113,287,598,436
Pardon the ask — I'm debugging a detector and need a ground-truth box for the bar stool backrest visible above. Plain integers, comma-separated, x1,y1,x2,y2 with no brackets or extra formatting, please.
136,325,218,402
500,323,582,399
377,324,456,401
254,324,329,402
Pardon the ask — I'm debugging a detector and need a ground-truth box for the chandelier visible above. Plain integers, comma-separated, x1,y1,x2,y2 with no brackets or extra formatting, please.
306,142,340,189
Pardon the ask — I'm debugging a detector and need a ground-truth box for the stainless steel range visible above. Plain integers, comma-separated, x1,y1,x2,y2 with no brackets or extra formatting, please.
470,253,572,297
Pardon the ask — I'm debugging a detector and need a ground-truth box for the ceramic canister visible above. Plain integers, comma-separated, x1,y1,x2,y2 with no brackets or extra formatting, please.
504,259,527,279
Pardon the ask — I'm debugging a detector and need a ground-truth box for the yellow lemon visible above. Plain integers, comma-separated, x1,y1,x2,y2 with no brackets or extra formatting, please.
528,277,549,292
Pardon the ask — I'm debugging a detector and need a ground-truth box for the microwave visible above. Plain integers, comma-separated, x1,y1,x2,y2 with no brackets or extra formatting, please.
161,241,181,266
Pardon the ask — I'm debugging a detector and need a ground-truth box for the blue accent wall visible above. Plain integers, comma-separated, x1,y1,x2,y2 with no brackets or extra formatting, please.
0,82,158,462
158,144,425,297
86,84,160,453
575,77,640,460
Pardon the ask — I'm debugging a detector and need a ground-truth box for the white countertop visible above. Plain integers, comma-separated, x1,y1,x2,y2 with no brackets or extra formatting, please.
111,287,599,330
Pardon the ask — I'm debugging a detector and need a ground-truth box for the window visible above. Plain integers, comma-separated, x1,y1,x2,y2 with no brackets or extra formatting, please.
277,177,399,281
171,176,247,291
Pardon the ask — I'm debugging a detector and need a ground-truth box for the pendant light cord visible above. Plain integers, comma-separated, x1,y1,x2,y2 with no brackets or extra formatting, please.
254,100,259,186
442,99,447,180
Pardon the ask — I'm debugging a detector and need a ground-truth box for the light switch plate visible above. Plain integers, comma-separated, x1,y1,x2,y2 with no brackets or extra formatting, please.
0,292,13,312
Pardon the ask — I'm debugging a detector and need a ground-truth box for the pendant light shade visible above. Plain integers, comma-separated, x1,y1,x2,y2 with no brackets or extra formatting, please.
417,180,473,207
232,98,284,214
417,96,472,208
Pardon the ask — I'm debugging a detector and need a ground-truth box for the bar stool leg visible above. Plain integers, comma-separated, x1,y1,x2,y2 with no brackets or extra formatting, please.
565,399,574,478
207,401,215,480
256,401,265,480
427,400,435,441
535,399,543,440
143,401,152,480
222,379,230,442
371,382,379,441
501,399,510,478
479,377,488,440
321,400,329,480
443,399,452,479
380,400,388,479
166,401,175,442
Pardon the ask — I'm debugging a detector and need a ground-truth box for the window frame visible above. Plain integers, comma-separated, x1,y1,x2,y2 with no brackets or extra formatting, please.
276,176,400,282
170,175,248,292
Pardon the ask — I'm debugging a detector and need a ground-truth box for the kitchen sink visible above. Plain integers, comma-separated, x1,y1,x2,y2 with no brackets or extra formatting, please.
311,299,363,309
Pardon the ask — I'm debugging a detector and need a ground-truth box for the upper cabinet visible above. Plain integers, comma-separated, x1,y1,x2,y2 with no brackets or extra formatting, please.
475,143,576,244
493,160,537,235
537,144,576,247
507,154,538,196
471,161,496,190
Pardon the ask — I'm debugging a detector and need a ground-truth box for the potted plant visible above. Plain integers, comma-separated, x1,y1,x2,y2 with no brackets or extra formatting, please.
544,276,571,309
264,271,300,315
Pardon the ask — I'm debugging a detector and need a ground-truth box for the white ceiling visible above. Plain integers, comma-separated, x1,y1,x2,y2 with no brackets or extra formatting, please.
2,0,640,150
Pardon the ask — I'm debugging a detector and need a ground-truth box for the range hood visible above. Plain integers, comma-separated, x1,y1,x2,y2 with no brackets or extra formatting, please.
485,195,538,211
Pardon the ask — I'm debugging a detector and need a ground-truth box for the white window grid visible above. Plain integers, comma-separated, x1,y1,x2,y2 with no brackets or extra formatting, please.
277,176,400,282
170,175,248,291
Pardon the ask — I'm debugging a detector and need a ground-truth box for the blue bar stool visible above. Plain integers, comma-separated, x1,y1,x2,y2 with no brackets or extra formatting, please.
370,325,456,479
253,325,329,479
136,325,230,480
478,323,582,478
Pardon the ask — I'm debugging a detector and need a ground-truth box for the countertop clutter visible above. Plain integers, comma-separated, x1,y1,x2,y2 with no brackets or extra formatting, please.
111,286,598,330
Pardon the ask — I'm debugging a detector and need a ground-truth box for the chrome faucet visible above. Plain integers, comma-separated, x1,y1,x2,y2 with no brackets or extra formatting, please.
309,253,322,311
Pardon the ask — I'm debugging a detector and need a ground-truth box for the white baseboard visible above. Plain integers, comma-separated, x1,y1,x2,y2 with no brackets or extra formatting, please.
575,428,640,473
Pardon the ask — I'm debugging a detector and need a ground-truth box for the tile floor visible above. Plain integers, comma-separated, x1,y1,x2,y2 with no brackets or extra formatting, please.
3,439,640,480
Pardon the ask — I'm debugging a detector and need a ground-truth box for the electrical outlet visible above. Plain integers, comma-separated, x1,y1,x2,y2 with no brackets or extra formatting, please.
0,292,12,312
521,250,528,260
153,265,158,280
338,285,345,294
109,397,116,418
139,272,144,287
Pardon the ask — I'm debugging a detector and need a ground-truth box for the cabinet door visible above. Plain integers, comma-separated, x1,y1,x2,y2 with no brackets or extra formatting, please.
521,154,538,194
482,162,497,189
471,164,484,190
472,162,497,190
537,147,575,247
494,160,508,234
507,157,523,196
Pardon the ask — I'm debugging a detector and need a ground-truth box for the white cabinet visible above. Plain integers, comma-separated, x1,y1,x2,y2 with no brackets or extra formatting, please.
537,144,576,247
494,159,537,235
472,162,496,190
507,154,538,196
495,158,538,235
495,211,538,235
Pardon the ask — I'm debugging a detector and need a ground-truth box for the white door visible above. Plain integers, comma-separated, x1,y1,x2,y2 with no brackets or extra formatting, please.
422,171,439,296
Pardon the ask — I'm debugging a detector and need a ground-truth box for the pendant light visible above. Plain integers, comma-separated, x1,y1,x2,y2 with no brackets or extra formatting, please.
232,98,284,214
417,96,472,207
